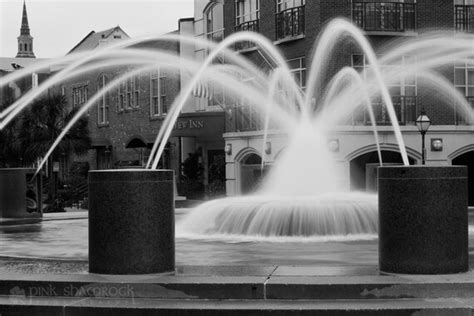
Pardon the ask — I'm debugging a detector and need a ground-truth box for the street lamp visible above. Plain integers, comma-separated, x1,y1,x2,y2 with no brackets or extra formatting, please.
415,111,431,165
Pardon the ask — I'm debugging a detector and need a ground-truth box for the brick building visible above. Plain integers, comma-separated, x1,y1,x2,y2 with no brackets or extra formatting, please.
60,21,226,199
190,0,474,202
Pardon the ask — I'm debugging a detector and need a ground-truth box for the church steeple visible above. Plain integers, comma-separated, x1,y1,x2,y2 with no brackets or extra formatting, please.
20,0,31,35
16,0,35,58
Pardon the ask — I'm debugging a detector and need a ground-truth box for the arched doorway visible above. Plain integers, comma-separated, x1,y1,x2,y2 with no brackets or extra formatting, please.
452,151,474,206
240,153,264,194
350,150,416,191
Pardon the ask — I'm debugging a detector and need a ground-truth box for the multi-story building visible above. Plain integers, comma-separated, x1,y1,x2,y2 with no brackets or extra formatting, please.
191,0,474,203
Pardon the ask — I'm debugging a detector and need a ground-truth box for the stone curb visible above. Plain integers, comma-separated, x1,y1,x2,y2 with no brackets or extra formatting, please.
1,269,474,300
0,296,473,316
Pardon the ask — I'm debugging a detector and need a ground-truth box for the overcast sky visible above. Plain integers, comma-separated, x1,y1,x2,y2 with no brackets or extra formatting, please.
0,0,194,58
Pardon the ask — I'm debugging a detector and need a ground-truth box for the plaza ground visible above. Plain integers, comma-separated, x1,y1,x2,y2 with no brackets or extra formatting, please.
0,209,474,315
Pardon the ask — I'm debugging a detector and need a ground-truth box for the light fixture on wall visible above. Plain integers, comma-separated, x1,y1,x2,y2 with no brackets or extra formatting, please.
327,139,339,152
225,143,232,155
265,142,272,155
431,138,443,152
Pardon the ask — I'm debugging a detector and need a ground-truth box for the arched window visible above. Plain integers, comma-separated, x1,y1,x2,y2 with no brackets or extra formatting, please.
97,74,109,125
205,1,224,42
24,43,28,51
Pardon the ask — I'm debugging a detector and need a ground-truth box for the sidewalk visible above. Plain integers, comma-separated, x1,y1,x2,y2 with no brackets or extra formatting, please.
42,209,88,221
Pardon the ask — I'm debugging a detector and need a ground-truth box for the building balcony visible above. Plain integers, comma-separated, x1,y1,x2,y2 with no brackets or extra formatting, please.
455,5,474,33
234,19,259,51
275,6,305,41
352,1,416,33
352,96,418,126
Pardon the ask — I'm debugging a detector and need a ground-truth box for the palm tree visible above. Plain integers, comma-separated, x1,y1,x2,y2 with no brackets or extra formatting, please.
18,93,91,200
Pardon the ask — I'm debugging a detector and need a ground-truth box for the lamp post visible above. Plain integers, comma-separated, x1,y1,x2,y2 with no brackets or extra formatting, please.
415,111,431,165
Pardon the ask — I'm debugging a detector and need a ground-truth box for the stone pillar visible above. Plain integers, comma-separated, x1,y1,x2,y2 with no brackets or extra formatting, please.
378,166,468,274
89,169,175,274
0,168,42,220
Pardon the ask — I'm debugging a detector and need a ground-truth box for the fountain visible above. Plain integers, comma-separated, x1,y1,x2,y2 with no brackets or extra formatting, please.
1,19,474,274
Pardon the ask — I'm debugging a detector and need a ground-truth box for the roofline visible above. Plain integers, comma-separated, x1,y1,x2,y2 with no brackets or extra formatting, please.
114,26,130,39
67,26,130,55
67,30,95,54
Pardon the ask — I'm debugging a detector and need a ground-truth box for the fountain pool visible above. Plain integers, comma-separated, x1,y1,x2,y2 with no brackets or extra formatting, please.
1,211,474,266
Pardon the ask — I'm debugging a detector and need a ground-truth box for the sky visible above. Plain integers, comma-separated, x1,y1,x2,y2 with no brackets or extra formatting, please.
0,0,194,58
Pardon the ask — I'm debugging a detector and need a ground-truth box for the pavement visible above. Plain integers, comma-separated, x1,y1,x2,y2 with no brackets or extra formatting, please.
1,209,474,315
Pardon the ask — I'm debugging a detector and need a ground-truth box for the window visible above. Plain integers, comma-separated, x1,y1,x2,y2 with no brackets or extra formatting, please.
150,70,167,117
235,0,260,49
454,60,474,123
97,75,109,125
455,0,474,33
72,85,88,109
117,82,125,112
234,76,262,131
351,54,417,125
117,76,139,111
352,0,416,32
275,0,305,40
288,57,306,89
126,78,133,108
274,57,305,112
134,76,140,107
206,1,224,42
236,0,260,25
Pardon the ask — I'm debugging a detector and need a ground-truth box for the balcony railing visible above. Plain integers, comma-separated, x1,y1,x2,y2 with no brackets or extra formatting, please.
275,6,305,40
234,19,259,50
455,5,474,33
353,96,418,125
352,1,416,32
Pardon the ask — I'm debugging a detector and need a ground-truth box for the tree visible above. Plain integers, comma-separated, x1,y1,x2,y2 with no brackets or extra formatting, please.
16,93,91,200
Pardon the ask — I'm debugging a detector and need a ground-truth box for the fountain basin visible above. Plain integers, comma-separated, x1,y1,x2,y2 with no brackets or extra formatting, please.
177,193,378,238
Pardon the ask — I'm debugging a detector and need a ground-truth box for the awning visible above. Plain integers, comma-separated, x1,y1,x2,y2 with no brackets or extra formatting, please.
90,137,112,148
